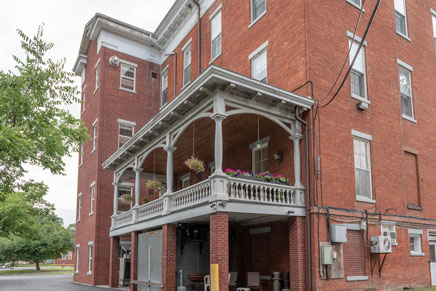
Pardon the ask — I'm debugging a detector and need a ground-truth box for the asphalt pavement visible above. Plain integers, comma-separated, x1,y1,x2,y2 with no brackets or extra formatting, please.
0,274,124,291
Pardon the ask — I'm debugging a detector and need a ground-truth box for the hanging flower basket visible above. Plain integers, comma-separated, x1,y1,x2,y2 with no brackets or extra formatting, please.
119,194,134,205
184,156,205,173
146,180,163,190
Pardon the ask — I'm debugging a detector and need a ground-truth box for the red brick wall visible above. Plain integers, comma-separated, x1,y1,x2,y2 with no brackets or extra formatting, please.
210,212,229,291
162,224,177,291
289,217,306,291
344,230,366,277
109,236,120,288
130,232,138,291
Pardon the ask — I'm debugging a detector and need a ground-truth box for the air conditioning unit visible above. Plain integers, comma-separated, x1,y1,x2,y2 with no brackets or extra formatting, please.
109,55,120,67
370,236,392,254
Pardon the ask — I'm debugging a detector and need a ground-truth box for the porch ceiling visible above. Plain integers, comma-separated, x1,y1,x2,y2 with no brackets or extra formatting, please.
102,65,313,172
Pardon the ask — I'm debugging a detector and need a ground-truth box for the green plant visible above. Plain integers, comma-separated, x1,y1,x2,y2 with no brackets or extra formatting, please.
146,180,163,190
141,197,149,204
119,194,133,204
184,156,205,173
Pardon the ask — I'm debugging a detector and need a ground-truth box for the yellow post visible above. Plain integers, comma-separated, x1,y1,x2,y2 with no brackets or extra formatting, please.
211,264,219,291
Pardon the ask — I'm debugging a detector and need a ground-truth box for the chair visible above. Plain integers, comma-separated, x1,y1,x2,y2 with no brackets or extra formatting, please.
236,272,260,291
204,275,210,291
229,272,238,291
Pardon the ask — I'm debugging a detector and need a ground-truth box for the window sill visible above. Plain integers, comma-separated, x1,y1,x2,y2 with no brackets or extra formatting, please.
249,11,267,29
407,204,422,211
91,148,96,154
93,87,98,95
79,163,83,168
402,114,417,123
351,94,370,104
89,212,94,216
346,0,365,12
356,196,376,204
396,31,411,42
209,52,222,65
87,271,92,276
75,271,79,275
346,276,368,282
410,251,425,257
119,87,137,94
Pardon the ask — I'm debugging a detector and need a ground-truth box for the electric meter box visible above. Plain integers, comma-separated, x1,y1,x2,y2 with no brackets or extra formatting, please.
321,244,333,265
330,224,347,243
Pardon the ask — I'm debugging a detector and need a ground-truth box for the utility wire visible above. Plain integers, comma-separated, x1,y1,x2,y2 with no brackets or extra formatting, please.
321,0,382,108
320,0,366,103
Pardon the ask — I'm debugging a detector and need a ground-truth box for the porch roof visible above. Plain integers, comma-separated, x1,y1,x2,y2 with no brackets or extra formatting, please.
102,65,313,171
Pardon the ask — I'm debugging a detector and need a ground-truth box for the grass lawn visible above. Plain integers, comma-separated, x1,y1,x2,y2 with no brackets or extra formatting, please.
0,267,74,276
17,263,72,268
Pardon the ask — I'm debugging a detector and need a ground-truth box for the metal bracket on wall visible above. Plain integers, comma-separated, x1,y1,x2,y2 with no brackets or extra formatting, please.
370,253,388,277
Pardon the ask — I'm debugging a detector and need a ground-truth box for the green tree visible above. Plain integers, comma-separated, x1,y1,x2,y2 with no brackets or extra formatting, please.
0,25,88,237
0,213,75,270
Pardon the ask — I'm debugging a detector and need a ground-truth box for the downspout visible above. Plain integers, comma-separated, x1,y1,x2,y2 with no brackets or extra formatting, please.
295,106,312,291
192,0,202,74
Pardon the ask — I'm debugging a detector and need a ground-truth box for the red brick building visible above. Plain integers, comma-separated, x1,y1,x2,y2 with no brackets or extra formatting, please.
72,1,436,290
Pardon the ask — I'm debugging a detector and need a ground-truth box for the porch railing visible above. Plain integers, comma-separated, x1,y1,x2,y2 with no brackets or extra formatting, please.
112,176,304,229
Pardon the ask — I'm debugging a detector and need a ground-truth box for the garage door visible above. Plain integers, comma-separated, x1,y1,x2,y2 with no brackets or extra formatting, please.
138,230,163,291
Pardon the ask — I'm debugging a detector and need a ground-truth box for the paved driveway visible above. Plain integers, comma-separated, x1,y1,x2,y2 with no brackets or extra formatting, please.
0,274,123,291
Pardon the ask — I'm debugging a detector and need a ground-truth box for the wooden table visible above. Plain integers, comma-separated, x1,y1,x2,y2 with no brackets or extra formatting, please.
189,273,208,291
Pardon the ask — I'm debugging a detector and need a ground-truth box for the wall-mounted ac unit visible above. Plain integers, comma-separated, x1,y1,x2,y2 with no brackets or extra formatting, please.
370,236,392,254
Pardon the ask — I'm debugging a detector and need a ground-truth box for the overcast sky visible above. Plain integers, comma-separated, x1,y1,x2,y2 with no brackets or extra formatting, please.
0,0,175,226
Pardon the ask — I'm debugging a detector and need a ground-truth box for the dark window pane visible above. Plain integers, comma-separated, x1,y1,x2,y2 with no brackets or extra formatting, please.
162,88,168,105
401,93,413,117
252,0,266,21
395,11,407,35
350,70,365,97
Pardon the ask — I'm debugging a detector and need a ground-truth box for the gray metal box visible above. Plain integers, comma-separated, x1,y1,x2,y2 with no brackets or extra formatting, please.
321,244,333,265
330,224,347,243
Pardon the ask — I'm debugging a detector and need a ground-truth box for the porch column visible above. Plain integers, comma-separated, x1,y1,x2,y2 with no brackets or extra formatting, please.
164,146,177,195
211,113,226,174
210,212,229,291
162,224,177,291
290,134,303,187
289,217,306,291
113,182,119,217
109,236,120,288
134,168,142,207
130,232,138,291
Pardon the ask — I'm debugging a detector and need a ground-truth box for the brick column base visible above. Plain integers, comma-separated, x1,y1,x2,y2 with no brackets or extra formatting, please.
210,212,229,291
289,217,306,291
162,224,177,291
130,232,138,291
109,236,120,288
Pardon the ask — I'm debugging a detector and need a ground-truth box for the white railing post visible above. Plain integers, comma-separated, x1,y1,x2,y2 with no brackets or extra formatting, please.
112,181,119,228
164,136,176,214
211,94,226,175
290,134,303,188
132,167,142,223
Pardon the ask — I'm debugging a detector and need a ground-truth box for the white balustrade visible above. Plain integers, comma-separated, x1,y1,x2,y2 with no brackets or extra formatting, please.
137,199,164,220
171,179,212,211
115,211,133,228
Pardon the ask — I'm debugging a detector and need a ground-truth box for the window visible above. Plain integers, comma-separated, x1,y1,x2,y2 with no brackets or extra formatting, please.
432,12,436,58
120,63,136,92
250,45,267,82
161,68,168,106
87,242,93,275
181,174,190,189
90,182,95,215
347,0,362,9
211,10,222,60
75,245,80,273
410,235,422,254
92,120,97,152
398,65,414,119
81,87,86,113
118,121,134,148
252,142,268,173
381,224,397,245
349,39,367,100
77,193,82,222
79,143,83,166
251,0,266,23
394,0,408,37
353,137,372,200
183,42,191,86
81,69,86,86
95,60,99,93
404,151,421,207
118,185,133,212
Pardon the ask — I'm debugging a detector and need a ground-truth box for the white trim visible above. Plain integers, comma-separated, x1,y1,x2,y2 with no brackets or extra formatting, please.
209,3,222,20
346,276,368,281
381,223,398,245
356,196,376,204
88,241,94,246
76,244,80,247
182,38,192,52
161,65,169,74
397,59,413,71
351,130,372,141
120,182,134,187
411,251,425,257
94,58,100,68
249,41,269,60
90,181,96,187
396,31,411,42
209,52,222,64
117,119,136,126
408,228,423,235
92,118,98,126
346,0,365,12
119,59,138,67
120,63,137,93
394,0,409,38
431,8,436,17
249,0,267,28
351,93,371,104
346,31,368,46
402,114,417,123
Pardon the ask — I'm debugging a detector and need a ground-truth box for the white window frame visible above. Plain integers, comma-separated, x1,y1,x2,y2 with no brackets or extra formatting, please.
77,193,82,222
75,244,80,274
352,130,374,203
118,119,135,148
409,229,424,256
251,141,268,173
119,60,137,93
348,34,368,102
394,0,410,40
210,6,222,62
180,173,191,189
90,182,95,215
346,0,364,10
81,69,86,86
250,0,267,28
397,60,415,122
249,41,268,82
118,184,134,211
182,40,192,87
92,119,98,153
432,9,436,58
94,58,100,94
381,223,397,245
79,143,84,166
81,86,86,114
161,66,169,107
87,241,93,275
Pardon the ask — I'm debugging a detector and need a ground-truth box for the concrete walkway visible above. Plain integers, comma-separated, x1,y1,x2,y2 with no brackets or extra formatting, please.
0,274,124,291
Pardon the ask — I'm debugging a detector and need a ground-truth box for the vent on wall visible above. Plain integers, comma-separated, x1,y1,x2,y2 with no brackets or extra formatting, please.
151,72,158,79
429,230,436,241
